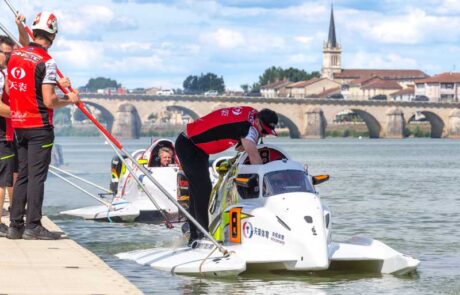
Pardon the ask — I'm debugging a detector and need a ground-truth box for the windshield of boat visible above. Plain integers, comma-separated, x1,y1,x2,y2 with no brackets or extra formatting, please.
263,170,315,197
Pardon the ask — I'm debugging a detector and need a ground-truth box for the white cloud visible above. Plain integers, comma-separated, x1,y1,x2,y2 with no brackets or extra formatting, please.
436,0,460,14
104,55,164,71
279,2,327,20
115,42,152,52
343,8,460,45
345,51,418,69
287,54,317,64
205,28,245,49
58,5,115,35
294,36,314,46
54,39,105,68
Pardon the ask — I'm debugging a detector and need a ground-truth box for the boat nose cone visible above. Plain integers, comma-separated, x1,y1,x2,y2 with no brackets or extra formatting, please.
292,233,329,270
267,193,330,270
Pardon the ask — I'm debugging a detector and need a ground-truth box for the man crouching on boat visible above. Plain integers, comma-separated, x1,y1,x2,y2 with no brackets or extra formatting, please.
6,12,79,240
175,107,278,246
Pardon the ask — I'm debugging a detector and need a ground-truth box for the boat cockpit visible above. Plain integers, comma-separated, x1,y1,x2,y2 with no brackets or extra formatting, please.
144,139,177,168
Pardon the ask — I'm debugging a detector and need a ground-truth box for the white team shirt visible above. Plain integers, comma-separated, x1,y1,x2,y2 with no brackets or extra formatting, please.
245,126,259,144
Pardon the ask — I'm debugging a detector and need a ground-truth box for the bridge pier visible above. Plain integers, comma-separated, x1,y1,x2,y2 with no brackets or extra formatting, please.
112,104,141,139
385,107,405,139
303,107,326,139
448,109,460,138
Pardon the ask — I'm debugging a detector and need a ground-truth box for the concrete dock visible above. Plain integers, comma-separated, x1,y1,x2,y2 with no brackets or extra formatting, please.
0,213,142,295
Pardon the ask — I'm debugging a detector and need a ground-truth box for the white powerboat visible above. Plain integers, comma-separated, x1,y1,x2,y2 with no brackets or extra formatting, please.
61,138,188,223
117,144,419,276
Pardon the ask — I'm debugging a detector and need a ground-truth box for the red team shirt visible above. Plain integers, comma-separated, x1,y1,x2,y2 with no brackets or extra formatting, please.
186,106,260,155
0,70,13,141
7,44,57,129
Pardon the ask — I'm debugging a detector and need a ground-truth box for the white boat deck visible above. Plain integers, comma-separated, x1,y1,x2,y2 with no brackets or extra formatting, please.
0,204,142,295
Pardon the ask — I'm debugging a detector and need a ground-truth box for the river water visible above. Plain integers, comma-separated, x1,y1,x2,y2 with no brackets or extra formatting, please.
44,137,459,295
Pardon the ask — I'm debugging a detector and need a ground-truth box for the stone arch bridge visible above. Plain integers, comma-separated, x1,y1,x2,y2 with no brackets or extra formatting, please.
79,94,460,139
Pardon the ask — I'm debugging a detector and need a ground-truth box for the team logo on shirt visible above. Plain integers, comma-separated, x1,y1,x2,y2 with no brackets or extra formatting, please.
232,107,242,116
221,109,229,117
10,67,26,80
11,111,27,122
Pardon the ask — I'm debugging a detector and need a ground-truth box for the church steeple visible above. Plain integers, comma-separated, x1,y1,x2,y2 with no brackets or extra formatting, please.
321,4,342,80
327,5,337,48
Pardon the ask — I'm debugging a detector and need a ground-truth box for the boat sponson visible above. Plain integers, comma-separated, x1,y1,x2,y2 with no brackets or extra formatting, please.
117,244,246,277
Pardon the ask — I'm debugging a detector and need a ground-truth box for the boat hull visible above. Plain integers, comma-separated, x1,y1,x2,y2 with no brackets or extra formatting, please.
117,237,419,276
60,203,185,224
116,241,246,277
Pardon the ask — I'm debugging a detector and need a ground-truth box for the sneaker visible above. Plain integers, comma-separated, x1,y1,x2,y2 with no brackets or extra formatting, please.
187,232,204,248
6,225,24,239
0,223,8,237
23,225,61,240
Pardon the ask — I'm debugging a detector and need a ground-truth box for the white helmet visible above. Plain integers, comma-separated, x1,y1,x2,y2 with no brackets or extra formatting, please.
31,11,58,34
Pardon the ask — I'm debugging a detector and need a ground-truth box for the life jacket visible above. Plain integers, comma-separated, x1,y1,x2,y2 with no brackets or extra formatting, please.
7,44,54,129
0,70,13,141
186,106,258,155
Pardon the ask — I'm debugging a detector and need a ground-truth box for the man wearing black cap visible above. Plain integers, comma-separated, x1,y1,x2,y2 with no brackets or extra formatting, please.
175,106,278,245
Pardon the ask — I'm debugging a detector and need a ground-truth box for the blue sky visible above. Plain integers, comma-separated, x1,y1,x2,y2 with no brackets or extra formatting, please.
0,0,459,90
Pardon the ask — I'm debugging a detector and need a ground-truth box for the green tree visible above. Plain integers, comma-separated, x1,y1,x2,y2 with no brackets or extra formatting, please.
258,66,320,86
258,66,285,86
251,82,261,92
183,75,199,92
83,77,121,92
183,73,225,93
240,84,250,93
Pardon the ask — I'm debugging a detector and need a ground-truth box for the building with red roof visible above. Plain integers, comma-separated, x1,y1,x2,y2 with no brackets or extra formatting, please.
415,72,460,102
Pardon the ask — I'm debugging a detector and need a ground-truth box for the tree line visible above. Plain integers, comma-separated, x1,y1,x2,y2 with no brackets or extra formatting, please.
242,66,320,94
80,66,320,94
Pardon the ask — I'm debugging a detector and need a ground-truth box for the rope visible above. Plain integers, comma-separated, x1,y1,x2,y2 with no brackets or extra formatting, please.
199,244,218,276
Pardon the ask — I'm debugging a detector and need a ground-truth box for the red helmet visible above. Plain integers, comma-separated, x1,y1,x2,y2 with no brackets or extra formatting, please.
31,11,58,34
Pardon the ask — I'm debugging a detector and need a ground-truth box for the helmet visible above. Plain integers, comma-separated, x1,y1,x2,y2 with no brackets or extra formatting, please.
31,11,58,34
257,109,278,136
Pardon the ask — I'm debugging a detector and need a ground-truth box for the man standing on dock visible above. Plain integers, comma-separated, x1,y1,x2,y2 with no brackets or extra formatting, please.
175,106,278,245
6,12,79,240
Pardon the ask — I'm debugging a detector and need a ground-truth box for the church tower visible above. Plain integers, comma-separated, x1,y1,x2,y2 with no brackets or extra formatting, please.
321,6,342,79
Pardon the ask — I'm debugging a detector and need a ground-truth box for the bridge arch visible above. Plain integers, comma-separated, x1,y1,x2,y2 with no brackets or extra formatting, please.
277,113,301,138
350,109,381,138
407,111,445,138
166,106,199,120
77,101,114,131
330,108,381,138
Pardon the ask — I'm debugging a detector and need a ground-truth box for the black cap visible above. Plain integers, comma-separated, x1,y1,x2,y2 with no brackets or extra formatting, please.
258,109,278,135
